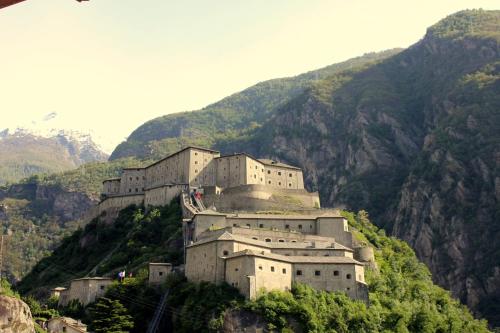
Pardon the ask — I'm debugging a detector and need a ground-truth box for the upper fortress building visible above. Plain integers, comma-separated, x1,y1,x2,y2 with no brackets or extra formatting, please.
97,146,372,302
100,146,320,213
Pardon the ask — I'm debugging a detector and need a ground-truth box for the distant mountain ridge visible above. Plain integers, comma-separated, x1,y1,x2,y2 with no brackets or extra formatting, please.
0,126,109,185
108,9,500,326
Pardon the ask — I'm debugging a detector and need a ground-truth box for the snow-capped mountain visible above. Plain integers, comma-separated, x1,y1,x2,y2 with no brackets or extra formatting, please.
0,113,109,185
1,112,114,154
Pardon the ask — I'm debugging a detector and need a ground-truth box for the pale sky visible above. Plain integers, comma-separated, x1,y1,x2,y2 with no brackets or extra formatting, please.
1,0,498,152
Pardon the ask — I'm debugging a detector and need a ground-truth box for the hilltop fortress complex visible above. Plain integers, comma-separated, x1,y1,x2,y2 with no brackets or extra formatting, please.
88,147,373,302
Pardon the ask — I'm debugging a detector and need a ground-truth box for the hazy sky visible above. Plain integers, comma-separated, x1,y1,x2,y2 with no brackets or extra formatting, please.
1,0,497,152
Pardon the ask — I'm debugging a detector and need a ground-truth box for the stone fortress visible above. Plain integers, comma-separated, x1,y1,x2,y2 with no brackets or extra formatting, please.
59,146,373,306
99,146,320,215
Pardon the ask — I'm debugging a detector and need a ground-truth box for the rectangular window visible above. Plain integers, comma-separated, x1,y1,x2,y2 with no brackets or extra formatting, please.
289,173,293,177
271,266,275,272
315,270,321,276
282,268,287,274
296,270,302,276
278,172,281,176
267,170,271,174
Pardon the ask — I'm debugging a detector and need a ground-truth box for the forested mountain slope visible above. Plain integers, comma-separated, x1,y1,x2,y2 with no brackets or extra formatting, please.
108,9,500,325
0,158,143,281
110,49,401,160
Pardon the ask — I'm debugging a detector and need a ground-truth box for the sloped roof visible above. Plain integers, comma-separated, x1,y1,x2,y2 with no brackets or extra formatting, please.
225,249,362,265
189,230,352,251
258,159,302,170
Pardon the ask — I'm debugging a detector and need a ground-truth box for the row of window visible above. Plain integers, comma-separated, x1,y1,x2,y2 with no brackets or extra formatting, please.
128,187,145,193
254,266,352,279
233,223,312,230
296,270,351,279
128,176,145,181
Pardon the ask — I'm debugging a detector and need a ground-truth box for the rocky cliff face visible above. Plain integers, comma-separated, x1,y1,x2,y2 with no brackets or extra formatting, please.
101,9,500,326
215,10,500,325
0,296,35,333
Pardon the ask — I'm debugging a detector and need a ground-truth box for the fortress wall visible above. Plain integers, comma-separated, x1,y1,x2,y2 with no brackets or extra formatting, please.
263,165,304,190
227,216,316,234
292,263,361,298
185,241,225,284
145,149,190,189
144,184,185,207
119,168,145,195
204,184,320,211
188,149,219,187
226,227,337,244
97,194,144,219
102,179,121,196
245,157,266,186
225,255,254,298
316,217,353,248
272,248,353,258
215,155,247,188
253,256,292,296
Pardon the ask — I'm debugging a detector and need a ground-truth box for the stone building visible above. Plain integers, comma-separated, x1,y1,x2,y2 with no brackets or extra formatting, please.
185,221,369,300
50,287,67,299
57,277,113,306
99,146,319,214
148,263,173,285
93,146,371,302
185,210,354,248
47,317,87,333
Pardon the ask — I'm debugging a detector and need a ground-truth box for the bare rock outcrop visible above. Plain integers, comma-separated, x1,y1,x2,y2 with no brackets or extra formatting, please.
0,295,35,333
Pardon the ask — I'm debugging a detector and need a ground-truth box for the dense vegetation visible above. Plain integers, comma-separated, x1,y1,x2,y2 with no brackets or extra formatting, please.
0,157,145,281
18,200,183,293
151,210,491,332
0,197,83,281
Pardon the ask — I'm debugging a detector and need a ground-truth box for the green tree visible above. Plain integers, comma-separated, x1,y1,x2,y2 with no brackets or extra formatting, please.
89,297,134,333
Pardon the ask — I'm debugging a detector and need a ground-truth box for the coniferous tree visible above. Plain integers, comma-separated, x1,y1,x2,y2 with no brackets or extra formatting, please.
89,297,134,333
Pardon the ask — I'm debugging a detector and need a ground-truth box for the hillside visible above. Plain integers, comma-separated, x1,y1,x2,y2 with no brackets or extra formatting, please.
0,129,109,185
107,9,500,325
0,158,143,281
110,49,401,161
18,202,491,332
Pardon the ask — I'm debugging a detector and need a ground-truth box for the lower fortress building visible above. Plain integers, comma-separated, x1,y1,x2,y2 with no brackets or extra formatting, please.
63,146,373,304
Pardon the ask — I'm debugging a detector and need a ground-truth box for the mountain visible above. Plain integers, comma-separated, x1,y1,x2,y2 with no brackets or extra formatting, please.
0,122,109,185
108,9,500,325
110,49,402,161
17,204,490,332
0,157,144,282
